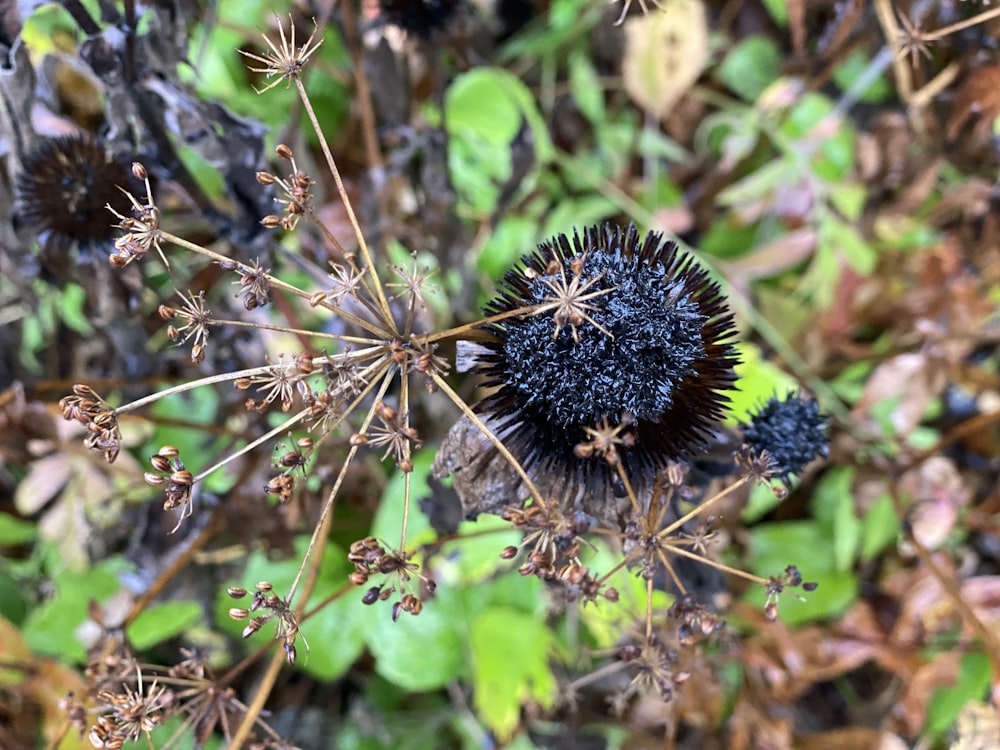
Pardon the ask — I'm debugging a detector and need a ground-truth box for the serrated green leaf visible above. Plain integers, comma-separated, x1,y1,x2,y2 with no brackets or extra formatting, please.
471,608,555,740
365,583,469,691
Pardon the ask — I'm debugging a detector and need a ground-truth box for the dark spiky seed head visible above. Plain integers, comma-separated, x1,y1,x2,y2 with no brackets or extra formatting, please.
15,134,138,252
742,393,828,482
378,0,458,35
476,223,739,483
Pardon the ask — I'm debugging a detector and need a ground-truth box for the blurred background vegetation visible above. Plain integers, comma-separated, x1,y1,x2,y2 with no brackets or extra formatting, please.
1,0,999,748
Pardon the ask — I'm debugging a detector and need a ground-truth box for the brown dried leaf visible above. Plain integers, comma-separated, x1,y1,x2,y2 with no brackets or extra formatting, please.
898,457,970,551
946,65,1000,141
853,352,948,437
621,0,708,118
719,228,817,283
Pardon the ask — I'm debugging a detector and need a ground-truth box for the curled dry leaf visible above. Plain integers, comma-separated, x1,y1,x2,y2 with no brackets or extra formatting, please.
621,0,708,118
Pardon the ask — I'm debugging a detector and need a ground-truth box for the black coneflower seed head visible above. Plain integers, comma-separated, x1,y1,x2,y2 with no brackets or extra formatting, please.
742,393,828,483
476,223,739,483
378,0,459,36
15,134,138,252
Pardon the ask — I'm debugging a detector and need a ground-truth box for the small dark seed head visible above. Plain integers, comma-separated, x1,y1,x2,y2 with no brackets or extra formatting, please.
742,393,828,483
15,134,140,254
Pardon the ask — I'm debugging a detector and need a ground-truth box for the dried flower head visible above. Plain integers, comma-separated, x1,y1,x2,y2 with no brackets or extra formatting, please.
476,224,739,483
742,393,828,483
14,134,138,253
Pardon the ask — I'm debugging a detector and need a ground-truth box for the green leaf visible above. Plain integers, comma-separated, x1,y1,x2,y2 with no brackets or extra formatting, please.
127,601,202,651
365,583,470,691
445,68,552,214
471,608,556,741
0,513,37,545
215,538,367,681
811,467,861,573
828,182,867,222
539,196,617,242
716,159,799,208
925,651,992,737
568,50,604,124
479,216,540,280
0,569,28,625
727,342,798,424
58,285,94,335
748,521,857,624
859,494,900,563
741,483,783,524
24,556,132,663
820,214,877,275
833,49,892,104
830,481,860,573
717,37,781,102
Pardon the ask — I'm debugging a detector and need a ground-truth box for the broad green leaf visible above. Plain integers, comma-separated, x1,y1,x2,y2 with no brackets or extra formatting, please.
718,37,781,102
215,538,366,681
365,582,470,691
479,216,540,280
741,482,784,524
748,521,857,624
58,285,94,335
445,68,552,213
471,608,556,740
828,182,866,222
24,556,131,663
127,601,202,651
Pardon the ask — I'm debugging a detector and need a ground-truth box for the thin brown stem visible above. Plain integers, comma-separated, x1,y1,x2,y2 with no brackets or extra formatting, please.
429,370,544,505
287,359,395,602
122,515,222,625
293,78,395,329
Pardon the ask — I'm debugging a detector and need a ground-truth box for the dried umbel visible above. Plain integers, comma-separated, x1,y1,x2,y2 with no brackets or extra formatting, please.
14,133,138,252
476,224,739,483
742,393,828,483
